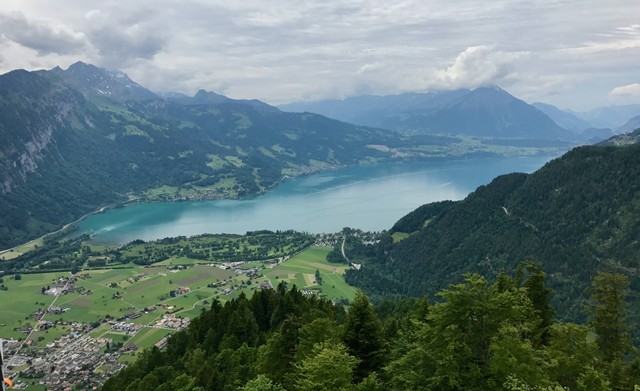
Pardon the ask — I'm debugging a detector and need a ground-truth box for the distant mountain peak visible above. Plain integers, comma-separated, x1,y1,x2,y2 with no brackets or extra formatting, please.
194,89,226,99
51,61,157,102
67,60,94,70
281,87,567,140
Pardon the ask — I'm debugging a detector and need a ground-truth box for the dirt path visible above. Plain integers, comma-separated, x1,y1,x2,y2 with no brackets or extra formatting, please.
341,236,350,263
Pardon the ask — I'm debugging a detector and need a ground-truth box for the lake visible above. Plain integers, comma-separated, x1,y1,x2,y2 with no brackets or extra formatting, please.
77,156,556,244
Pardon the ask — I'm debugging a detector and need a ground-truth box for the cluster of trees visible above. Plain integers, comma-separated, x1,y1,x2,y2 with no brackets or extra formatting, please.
102,267,639,391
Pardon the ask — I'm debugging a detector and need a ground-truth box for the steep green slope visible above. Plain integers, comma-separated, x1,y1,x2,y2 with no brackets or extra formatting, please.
346,143,640,320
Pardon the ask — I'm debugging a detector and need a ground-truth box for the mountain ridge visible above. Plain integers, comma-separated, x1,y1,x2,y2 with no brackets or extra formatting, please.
281,87,568,140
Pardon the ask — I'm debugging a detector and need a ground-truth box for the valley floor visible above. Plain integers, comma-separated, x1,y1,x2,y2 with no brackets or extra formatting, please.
0,241,356,390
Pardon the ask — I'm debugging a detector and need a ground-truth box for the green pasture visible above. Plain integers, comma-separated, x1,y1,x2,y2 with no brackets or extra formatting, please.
0,244,359,349
0,272,63,339
392,232,410,243
30,325,71,347
153,256,206,266
126,327,174,350
264,246,357,303
89,323,112,337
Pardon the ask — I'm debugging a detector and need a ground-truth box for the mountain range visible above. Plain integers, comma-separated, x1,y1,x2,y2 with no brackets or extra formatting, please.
2,61,638,251
282,90,640,142
281,87,569,140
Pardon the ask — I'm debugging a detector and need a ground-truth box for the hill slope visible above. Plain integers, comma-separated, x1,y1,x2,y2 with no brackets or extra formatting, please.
346,142,640,320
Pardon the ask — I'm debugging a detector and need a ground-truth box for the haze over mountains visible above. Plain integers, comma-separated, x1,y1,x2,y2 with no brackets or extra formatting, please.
281,89,640,142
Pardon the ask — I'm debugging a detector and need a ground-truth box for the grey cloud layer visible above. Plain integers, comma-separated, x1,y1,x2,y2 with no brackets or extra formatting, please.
0,11,86,55
0,0,638,109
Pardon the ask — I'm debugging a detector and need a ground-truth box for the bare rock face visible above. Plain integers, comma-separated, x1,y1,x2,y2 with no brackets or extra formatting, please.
0,71,81,194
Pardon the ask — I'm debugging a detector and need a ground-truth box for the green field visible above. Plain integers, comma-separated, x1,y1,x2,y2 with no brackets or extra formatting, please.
153,256,207,266
263,246,357,303
392,232,410,243
0,272,61,339
125,327,174,349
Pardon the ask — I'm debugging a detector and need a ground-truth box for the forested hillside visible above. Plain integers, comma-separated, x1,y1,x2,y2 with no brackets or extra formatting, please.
102,271,640,391
345,141,640,322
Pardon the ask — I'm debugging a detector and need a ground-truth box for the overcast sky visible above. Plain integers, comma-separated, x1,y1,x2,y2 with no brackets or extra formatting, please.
0,0,638,110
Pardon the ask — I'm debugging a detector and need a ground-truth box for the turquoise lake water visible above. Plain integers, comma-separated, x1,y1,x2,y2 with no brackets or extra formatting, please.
77,156,556,244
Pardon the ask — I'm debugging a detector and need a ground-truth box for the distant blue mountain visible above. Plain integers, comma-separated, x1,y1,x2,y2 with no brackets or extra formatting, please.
281,87,568,140
532,102,593,132
571,104,640,130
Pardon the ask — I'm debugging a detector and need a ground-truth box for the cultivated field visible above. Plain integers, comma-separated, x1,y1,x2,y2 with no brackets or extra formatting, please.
262,246,357,303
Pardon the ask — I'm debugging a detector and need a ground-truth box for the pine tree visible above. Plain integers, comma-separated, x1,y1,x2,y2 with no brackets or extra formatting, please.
588,272,630,362
517,262,554,346
343,291,386,382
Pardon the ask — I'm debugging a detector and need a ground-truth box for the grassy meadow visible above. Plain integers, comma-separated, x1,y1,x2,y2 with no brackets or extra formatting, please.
262,246,357,303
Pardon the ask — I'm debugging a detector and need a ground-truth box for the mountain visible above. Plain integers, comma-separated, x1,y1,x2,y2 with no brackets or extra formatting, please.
527,102,616,142
280,90,467,129
281,87,568,140
617,114,640,134
49,61,158,102
345,139,640,321
0,63,404,248
532,102,593,132
572,104,640,130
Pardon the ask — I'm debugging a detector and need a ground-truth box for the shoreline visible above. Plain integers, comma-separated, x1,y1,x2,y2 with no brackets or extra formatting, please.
0,198,139,256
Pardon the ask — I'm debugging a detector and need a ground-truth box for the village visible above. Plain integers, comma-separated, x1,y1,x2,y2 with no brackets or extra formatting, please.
2,315,193,390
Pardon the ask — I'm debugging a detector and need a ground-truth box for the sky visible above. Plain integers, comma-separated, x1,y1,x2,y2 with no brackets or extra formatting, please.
0,0,638,111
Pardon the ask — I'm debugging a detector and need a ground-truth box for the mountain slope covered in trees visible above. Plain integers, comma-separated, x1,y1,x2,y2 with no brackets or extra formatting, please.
345,141,640,322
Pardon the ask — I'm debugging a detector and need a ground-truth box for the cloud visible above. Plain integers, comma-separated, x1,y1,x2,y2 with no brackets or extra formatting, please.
83,9,167,68
0,1,638,110
431,45,526,90
609,83,640,98
0,11,86,56
565,24,640,54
